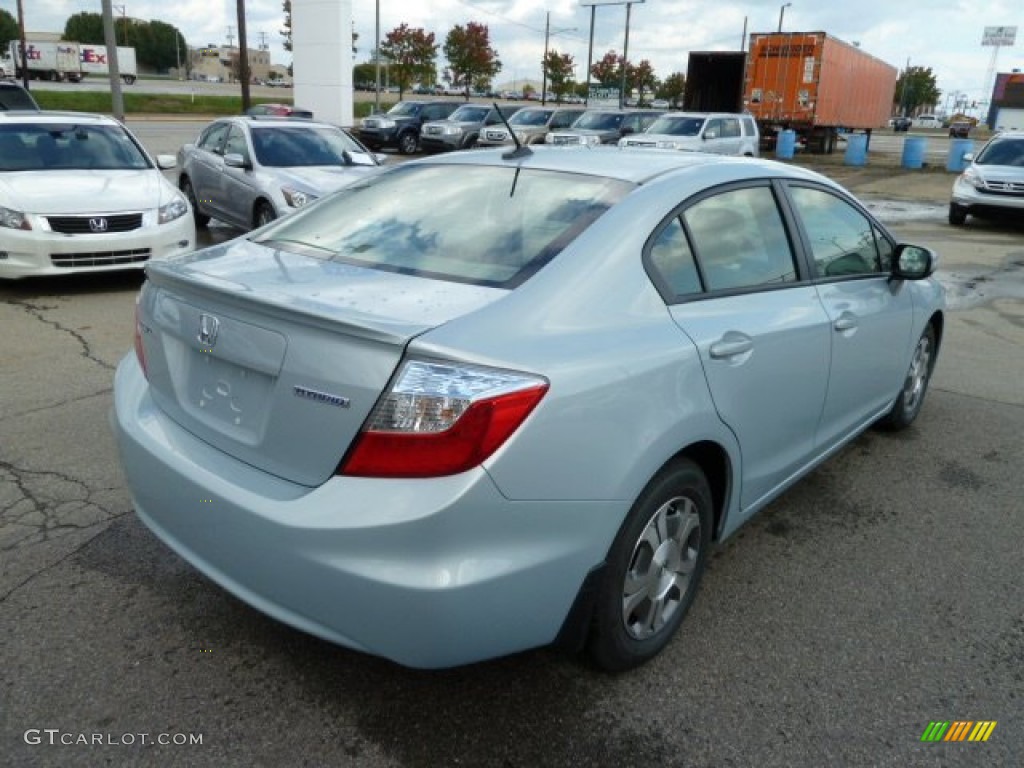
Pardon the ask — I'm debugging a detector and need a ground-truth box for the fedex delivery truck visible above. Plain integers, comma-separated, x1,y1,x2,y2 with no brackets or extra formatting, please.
8,41,83,82
79,45,138,85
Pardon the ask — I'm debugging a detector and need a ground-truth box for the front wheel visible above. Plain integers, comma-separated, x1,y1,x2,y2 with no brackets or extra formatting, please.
878,324,937,431
253,201,277,229
180,177,209,228
948,203,967,226
588,458,713,672
397,132,419,155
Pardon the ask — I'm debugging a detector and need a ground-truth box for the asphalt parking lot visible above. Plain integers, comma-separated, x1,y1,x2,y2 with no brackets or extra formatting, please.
2,129,1023,767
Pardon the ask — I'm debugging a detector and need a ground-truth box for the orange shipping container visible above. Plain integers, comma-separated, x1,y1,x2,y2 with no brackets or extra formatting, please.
745,32,897,130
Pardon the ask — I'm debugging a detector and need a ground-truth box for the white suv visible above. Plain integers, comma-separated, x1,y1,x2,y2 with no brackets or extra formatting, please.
949,130,1024,226
619,112,759,157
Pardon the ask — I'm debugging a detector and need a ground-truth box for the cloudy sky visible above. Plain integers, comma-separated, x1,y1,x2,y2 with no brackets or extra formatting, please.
9,0,1024,109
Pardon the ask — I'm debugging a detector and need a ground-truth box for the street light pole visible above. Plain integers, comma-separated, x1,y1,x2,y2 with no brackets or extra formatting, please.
777,3,791,33
541,13,577,106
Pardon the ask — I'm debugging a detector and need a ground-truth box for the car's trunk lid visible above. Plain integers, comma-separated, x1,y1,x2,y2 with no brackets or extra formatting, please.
139,240,505,486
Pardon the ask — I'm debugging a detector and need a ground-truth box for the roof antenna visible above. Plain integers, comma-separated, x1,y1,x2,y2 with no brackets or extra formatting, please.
495,102,532,160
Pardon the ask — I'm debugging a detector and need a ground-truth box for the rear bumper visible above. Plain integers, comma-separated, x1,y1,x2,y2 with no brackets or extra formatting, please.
112,355,617,668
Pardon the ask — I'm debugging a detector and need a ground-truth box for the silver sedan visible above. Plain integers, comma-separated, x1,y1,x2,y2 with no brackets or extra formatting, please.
177,116,382,231
114,147,944,670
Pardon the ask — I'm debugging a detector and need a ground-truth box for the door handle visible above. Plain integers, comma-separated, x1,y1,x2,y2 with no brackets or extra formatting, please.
709,333,754,359
833,311,858,332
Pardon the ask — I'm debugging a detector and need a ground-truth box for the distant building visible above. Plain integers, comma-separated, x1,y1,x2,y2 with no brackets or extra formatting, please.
987,71,1024,131
188,44,272,83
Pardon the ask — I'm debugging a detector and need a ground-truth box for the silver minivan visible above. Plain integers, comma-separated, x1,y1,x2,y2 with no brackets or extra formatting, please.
620,112,760,157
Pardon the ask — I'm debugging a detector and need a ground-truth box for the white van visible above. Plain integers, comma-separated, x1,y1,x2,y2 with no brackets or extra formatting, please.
914,114,942,129
618,112,760,157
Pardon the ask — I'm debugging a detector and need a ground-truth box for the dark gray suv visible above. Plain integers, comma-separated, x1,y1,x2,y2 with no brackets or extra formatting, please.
358,101,460,154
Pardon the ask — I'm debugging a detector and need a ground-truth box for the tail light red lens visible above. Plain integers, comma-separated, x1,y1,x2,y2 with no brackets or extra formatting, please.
340,360,548,478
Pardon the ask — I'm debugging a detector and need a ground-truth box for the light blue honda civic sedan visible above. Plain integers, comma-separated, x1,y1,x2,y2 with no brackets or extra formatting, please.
113,145,944,671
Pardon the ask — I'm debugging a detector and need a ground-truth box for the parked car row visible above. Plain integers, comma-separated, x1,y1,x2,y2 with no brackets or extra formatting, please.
359,102,762,158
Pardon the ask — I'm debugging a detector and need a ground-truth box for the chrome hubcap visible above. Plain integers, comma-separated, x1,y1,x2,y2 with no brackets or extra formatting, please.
903,335,932,412
622,496,701,641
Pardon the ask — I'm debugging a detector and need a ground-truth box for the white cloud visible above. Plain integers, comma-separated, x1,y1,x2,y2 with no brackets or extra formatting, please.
6,0,1024,104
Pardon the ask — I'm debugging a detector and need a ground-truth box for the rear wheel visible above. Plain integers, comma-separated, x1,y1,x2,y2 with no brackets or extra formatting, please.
253,201,276,229
180,177,209,228
879,324,937,430
588,458,712,672
948,203,967,226
398,132,419,155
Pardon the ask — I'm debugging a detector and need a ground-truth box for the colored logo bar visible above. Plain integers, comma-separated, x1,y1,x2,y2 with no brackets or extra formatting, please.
921,721,997,742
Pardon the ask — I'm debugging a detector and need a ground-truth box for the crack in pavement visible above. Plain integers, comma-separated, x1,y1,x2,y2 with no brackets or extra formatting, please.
0,460,128,588
4,386,114,420
7,298,116,371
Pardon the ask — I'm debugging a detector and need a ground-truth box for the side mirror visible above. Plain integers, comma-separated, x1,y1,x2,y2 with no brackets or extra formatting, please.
223,152,250,169
155,154,177,170
892,243,938,280
962,152,974,162
621,126,635,136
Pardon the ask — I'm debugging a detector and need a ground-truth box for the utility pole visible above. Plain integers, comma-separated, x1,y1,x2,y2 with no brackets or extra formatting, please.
15,0,28,90
226,26,235,48
236,0,251,109
100,0,124,121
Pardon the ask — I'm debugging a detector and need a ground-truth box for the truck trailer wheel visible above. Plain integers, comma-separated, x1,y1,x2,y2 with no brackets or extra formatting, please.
123,75,136,85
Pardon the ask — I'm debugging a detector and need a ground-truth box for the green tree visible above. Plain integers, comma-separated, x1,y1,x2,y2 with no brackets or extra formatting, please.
282,0,293,53
443,22,501,100
895,65,941,115
657,72,686,108
542,49,574,102
0,9,18,51
628,59,657,105
63,12,106,44
353,62,377,88
379,23,438,100
591,51,623,88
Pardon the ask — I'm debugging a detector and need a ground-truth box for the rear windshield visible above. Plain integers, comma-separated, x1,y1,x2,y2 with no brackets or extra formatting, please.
387,102,421,117
510,109,554,126
574,112,624,130
254,164,633,288
0,123,150,171
648,116,705,136
450,105,490,122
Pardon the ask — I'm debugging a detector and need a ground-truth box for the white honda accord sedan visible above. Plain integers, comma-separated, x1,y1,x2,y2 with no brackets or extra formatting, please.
114,147,944,671
0,111,195,279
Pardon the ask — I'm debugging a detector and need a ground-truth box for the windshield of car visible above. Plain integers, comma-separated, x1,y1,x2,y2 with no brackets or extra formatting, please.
0,123,150,171
573,112,625,130
449,106,490,122
254,164,633,288
510,109,554,127
975,138,1024,167
647,116,705,136
251,125,366,167
387,102,422,117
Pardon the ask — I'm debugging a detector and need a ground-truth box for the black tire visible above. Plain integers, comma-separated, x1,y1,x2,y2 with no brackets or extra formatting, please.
180,177,210,228
588,458,713,672
253,201,276,229
397,132,419,155
948,203,967,226
878,324,937,431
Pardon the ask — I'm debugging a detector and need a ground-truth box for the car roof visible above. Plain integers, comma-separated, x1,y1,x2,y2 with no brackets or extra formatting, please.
231,115,336,129
408,144,830,186
0,110,117,125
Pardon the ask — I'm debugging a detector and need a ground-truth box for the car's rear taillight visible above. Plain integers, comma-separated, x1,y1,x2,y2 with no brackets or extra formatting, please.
339,360,548,478
133,297,148,379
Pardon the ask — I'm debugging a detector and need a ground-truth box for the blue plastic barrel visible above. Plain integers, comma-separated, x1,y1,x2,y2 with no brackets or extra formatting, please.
901,137,927,169
844,133,868,166
776,129,797,159
947,139,975,172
